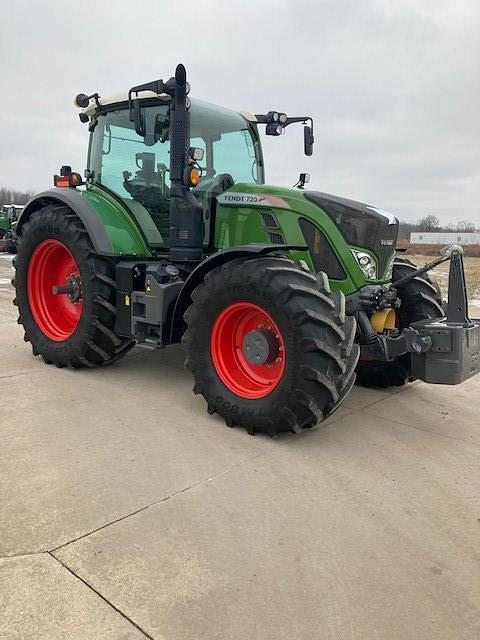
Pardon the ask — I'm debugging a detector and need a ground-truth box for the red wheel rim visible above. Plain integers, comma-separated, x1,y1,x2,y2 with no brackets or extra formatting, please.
27,239,83,341
210,302,286,399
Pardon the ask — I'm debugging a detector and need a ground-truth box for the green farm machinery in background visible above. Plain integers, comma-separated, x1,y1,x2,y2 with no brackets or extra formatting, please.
12,64,480,436
0,204,23,252
0,204,23,237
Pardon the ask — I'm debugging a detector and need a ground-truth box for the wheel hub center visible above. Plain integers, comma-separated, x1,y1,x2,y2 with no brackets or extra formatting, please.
242,328,280,366
52,274,83,304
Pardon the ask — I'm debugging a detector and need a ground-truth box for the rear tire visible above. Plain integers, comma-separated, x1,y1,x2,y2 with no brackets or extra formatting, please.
183,256,359,436
356,257,444,388
14,204,134,368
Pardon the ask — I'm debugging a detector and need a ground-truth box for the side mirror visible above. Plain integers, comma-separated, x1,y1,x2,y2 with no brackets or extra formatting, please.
304,125,314,156
131,98,145,137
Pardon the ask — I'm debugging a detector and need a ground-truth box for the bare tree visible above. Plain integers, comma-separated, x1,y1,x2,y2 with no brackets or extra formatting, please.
417,215,440,232
0,188,34,207
455,220,476,233
399,214,479,238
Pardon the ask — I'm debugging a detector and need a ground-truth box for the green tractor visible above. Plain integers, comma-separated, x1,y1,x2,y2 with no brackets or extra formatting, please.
13,65,480,436
0,204,23,250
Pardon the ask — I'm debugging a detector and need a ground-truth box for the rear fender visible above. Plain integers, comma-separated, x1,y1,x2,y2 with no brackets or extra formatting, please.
17,188,151,257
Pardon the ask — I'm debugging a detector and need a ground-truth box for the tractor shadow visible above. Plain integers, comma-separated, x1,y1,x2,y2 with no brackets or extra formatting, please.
103,344,402,440
119,343,188,378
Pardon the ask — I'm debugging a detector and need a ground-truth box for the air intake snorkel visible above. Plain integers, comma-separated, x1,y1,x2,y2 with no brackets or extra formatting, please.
167,64,204,264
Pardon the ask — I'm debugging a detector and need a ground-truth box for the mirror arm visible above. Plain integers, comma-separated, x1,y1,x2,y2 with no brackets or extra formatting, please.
283,116,311,128
254,114,314,137
254,112,314,155
254,114,312,128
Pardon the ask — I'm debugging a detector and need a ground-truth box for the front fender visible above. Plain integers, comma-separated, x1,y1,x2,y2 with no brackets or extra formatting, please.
169,243,305,343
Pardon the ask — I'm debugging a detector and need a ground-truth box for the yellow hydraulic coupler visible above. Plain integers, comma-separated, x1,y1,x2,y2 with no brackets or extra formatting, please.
370,308,397,333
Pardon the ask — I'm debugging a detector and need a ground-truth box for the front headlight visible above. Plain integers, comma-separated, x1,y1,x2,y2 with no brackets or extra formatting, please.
352,250,377,280
385,254,395,280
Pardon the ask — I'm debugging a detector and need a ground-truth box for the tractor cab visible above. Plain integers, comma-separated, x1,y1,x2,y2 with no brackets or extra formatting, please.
85,97,264,250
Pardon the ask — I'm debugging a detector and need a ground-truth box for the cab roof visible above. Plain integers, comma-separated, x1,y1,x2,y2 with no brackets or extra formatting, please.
81,92,257,124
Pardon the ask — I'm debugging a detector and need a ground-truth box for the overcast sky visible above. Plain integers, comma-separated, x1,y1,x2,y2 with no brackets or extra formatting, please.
1,0,479,224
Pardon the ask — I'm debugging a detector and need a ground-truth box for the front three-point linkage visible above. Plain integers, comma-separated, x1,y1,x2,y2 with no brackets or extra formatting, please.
392,244,472,326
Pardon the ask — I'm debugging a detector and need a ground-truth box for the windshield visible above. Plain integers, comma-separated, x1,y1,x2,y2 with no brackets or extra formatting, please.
88,100,263,246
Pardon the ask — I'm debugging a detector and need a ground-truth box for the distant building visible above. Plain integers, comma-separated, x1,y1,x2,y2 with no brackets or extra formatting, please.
410,232,480,245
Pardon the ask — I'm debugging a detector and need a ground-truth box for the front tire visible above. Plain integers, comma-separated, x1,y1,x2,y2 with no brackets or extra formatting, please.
356,257,444,388
14,204,134,368
183,256,359,436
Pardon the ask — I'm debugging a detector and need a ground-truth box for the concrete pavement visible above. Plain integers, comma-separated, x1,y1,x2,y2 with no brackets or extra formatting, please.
1,252,479,639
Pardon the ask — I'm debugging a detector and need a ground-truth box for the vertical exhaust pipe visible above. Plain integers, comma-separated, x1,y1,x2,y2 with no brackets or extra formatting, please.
168,64,203,264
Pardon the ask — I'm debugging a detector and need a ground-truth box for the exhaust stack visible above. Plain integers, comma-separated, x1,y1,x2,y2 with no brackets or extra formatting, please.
168,64,203,264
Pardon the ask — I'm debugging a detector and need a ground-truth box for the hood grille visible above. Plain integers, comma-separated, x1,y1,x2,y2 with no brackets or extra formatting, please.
372,224,397,277
259,209,280,229
268,231,285,245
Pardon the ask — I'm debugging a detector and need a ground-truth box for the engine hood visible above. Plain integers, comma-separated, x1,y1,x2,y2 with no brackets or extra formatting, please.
304,191,399,278
304,191,398,226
